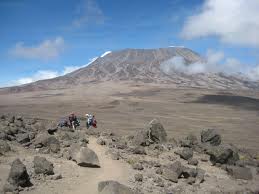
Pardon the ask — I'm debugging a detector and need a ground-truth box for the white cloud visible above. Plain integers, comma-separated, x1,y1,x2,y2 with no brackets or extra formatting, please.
9,37,65,60
160,49,258,79
72,0,105,28
181,0,259,47
14,70,59,85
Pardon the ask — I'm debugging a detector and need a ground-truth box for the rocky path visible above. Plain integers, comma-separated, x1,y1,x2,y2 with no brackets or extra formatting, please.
1,137,134,194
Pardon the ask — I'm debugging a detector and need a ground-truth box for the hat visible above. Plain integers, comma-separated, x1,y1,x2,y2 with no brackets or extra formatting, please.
85,114,89,117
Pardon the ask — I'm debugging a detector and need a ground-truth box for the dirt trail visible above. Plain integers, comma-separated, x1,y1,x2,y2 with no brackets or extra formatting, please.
0,137,134,194
69,136,133,194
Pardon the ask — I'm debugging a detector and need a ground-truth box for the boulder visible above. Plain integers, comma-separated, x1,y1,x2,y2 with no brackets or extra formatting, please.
188,158,199,166
4,159,31,192
132,163,144,170
180,134,198,148
16,133,30,144
0,140,11,155
33,156,54,175
201,129,221,146
145,119,167,143
69,144,100,167
182,166,197,178
131,129,149,146
175,148,193,160
226,166,253,180
134,173,143,182
132,146,146,155
206,144,239,165
47,123,58,135
98,180,136,194
34,133,60,153
162,161,183,183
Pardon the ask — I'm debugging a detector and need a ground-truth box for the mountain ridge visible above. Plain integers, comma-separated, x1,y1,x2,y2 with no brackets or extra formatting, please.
1,47,259,93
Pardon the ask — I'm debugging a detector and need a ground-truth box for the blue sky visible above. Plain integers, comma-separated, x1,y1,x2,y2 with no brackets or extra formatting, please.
0,0,258,86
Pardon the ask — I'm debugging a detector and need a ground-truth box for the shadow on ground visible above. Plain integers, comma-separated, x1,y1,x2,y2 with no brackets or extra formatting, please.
191,94,259,111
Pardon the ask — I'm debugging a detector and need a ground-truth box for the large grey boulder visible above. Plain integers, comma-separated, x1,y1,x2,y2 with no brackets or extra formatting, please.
226,166,253,180
98,180,136,194
145,119,167,143
206,144,239,165
162,161,183,183
69,144,100,167
33,156,54,175
4,159,31,192
131,119,167,146
201,129,221,146
0,140,11,155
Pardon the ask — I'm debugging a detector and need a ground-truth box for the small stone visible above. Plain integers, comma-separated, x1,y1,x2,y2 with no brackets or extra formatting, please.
132,163,144,170
188,158,199,166
187,177,196,185
134,173,143,182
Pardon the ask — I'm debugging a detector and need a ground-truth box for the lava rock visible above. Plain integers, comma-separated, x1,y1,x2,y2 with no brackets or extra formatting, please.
188,158,199,166
132,163,144,171
175,148,193,160
134,173,143,182
33,156,54,175
201,129,221,146
4,159,31,192
16,133,30,144
145,119,167,143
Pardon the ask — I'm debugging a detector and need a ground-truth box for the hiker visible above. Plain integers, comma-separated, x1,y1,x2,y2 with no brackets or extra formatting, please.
69,113,80,129
85,114,97,129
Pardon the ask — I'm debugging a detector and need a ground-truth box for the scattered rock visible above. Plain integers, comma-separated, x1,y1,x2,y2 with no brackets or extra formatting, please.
132,146,146,155
34,133,60,153
33,156,54,175
4,159,31,192
132,163,144,170
175,148,193,160
226,166,253,180
180,134,198,148
110,152,120,160
47,123,58,135
98,180,136,194
0,140,11,155
162,161,183,183
188,158,199,166
187,177,196,185
206,144,239,165
196,168,205,183
69,144,100,167
201,129,221,146
153,176,164,187
182,166,197,178
97,137,106,145
134,174,143,182
16,133,30,144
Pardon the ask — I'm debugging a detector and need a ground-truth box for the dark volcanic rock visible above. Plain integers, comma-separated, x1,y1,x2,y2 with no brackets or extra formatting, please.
162,161,183,183
145,119,167,143
16,133,30,144
188,158,199,166
134,173,143,182
98,180,136,194
226,166,253,180
33,156,54,175
206,144,239,165
4,159,31,192
132,163,144,170
175,148,193,160
180,133,198,148
201,129,221,146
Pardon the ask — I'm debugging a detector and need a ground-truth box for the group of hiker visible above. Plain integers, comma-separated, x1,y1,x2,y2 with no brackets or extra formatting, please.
58,113,97,130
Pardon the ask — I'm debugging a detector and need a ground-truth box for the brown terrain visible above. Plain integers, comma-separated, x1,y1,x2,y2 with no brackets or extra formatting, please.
0,47,259,193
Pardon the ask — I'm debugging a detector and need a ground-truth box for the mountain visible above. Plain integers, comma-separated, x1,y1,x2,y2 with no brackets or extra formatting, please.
1,47,259,93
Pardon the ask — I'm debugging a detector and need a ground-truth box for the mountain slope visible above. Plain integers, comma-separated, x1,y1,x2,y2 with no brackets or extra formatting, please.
1,47,258,92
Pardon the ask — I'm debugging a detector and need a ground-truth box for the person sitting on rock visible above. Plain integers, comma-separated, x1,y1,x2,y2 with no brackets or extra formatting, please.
69,113,80,129
85,114,97,129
